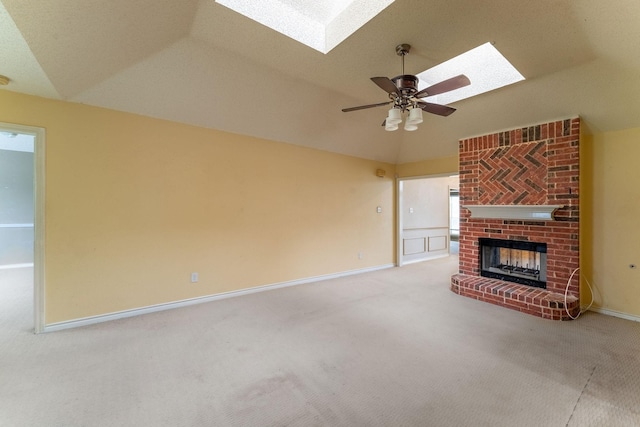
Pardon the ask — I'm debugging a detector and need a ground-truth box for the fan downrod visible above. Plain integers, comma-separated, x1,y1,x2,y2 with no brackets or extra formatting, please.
395,44,411,76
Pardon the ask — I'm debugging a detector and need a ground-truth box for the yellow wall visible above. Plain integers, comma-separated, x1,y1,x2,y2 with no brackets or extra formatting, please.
583,126,640,317
4,87,638,323
396,155,458,177
0,90,395,324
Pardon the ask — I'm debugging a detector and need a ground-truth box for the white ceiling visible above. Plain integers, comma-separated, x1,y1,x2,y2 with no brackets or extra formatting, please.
1,0,639,164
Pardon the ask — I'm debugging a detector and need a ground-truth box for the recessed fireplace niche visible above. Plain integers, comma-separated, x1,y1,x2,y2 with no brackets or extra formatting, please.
479,238,547,289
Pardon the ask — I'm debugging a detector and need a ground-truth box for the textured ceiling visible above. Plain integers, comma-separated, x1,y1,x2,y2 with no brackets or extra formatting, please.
1,0,639,164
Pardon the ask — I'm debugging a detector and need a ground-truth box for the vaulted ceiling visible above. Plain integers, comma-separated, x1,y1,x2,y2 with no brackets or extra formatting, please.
1,0,639,164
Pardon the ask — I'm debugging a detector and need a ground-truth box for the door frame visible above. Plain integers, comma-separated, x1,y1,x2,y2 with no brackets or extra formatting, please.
396,173,455,267
0,122,45,333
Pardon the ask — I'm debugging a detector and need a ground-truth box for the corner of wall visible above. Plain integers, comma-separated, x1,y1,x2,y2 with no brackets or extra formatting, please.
579,123,595,308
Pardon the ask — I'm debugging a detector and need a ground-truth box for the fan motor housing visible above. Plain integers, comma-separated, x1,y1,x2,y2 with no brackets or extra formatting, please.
392,74,419,94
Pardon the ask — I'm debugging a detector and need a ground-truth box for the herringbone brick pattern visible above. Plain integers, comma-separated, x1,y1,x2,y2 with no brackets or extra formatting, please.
478,141,548,205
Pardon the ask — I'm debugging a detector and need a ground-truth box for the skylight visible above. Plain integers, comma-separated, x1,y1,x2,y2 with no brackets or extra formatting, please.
417,42,525,105
215,0,395,54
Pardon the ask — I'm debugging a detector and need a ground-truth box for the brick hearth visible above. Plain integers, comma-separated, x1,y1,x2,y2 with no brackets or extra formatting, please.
451,275,580,320
452,118,580,320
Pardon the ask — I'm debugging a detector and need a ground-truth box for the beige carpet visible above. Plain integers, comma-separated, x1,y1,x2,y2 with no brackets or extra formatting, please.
1,257,639,426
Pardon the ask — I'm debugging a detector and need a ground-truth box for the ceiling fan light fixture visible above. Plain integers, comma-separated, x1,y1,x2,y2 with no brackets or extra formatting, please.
407,107,423,125
342,43,471,131
386,108,402,125
404,121,418,131
385,121,399,131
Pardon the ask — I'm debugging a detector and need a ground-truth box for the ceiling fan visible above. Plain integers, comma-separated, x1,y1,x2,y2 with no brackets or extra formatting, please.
342,44,470,131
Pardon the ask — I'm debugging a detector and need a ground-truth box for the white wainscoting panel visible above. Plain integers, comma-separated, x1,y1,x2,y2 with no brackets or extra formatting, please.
401,227,449,264
403,237,426,255
428,235,447,251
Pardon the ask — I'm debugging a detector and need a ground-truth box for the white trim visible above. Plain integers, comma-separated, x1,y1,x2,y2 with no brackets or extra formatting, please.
397,172,455,181
0,263,34,270
402,253,449,265
396,176,403,266
33,126,46,334
588,307,640,323
463,204,562,220
42,263,395,333
0,223,34,228
0,122,46,334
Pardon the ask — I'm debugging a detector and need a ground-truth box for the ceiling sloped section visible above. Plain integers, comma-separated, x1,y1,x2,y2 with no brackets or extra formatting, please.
71,37,403,162
2,0,199,99
0,4,58,98
1,0,640,164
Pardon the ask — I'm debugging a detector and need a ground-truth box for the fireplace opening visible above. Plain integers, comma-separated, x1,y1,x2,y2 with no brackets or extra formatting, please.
479,238,547,289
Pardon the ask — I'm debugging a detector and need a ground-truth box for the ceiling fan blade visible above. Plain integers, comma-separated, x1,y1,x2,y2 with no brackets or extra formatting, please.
371,77,400,96
417,101,457,116
414,74,471,98
342,101,392,113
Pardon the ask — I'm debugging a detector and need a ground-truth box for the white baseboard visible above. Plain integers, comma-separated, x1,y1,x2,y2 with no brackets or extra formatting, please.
588,307,640,323
43,263,395,333
402,253,449,266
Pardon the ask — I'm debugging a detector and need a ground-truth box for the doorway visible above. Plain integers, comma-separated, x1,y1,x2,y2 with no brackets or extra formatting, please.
397,174,459,266
0,123,45,333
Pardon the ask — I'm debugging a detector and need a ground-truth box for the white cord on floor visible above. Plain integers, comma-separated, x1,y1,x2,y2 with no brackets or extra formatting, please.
565,267,595,320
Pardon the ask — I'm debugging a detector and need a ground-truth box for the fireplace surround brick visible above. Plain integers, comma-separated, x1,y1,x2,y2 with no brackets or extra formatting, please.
452,118,580,320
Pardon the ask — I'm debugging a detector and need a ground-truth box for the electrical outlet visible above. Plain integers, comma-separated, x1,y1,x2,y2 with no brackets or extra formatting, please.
358,252,363,259
191,272,199,283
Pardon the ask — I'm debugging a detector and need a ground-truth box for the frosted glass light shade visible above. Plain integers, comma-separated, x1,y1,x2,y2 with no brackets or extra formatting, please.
407,108,423,124
404,122,418,131
387,108,402,125
385,121,398,131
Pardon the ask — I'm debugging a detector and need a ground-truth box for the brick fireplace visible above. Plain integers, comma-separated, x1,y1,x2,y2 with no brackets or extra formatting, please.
450,118,580,320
